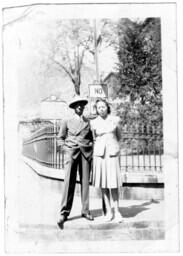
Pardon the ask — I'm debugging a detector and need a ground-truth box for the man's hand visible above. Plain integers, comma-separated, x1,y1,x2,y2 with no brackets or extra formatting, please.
57,141,65,152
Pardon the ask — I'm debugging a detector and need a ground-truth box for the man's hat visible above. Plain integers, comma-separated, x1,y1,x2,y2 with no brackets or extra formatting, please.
68,95,88,109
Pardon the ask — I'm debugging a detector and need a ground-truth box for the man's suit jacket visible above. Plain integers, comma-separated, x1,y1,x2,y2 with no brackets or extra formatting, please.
57,115,93,160
91,115,121,157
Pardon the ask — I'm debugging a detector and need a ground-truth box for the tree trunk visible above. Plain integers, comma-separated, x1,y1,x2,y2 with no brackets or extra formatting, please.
74,80,80,95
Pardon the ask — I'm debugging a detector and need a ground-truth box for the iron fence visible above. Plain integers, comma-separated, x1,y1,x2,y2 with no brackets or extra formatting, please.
22,121,163,173
120,123,163,172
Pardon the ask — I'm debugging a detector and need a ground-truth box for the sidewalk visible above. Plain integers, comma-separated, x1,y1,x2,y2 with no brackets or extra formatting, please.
6,157,165,253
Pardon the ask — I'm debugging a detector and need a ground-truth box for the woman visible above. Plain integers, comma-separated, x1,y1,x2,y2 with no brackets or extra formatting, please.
91,98,123,222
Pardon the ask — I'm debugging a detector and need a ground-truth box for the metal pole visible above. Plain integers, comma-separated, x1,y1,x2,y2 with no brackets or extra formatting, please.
53,121,57,168
94,19,99,82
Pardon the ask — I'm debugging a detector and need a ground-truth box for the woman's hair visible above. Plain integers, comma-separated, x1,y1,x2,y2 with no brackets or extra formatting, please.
94,98,111,115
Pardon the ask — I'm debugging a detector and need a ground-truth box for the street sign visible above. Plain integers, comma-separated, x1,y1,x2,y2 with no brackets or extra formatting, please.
88,83,108,115
89,84,108,98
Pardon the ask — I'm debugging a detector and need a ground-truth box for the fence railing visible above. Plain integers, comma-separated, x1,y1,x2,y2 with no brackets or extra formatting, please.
22,121,163,173
120,124,163,172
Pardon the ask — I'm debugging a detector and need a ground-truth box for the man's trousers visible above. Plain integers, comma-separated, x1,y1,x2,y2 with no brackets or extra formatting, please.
60,151,91,217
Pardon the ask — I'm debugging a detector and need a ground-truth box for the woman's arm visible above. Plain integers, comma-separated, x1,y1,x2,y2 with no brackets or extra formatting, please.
116,117,122,142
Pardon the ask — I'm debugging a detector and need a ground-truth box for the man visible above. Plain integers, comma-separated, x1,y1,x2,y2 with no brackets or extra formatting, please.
57,96,94,229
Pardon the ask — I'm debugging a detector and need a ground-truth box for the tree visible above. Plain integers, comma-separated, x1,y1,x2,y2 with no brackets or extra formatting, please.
47,19,119,94
49,19,94,95
116,18,162,127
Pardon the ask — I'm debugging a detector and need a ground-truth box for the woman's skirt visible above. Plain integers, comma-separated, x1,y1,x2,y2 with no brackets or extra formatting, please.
92,151,122,189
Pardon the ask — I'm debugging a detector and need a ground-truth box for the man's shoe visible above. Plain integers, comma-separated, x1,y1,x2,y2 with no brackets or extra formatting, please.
81,213,94,221
57,215,67,229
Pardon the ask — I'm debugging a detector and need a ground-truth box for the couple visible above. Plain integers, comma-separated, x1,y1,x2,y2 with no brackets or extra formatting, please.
57,96,123,229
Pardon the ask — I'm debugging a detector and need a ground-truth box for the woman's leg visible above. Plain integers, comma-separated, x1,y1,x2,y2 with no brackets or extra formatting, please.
101,188,113,221
111,188,123,222
111,188,119,212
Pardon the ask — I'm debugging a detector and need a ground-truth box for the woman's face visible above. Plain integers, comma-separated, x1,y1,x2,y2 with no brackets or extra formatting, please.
96,101,108,118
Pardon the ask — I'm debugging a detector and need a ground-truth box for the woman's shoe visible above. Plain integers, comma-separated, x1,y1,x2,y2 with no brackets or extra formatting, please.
113,211,124,223
102,212,113,222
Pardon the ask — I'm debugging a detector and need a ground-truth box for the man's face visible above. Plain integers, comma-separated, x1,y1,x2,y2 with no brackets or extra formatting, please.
74,102,85,116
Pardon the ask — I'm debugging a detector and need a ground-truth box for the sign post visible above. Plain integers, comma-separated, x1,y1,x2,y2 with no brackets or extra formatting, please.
88,21,108,116
89,83,108,115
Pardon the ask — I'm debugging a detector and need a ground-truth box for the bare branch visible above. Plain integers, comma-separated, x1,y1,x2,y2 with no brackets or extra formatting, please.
65,47,74,74
51,57,74,82
78,49,85,72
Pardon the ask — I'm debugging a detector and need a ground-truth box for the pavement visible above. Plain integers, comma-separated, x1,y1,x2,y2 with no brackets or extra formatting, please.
5,157,165,253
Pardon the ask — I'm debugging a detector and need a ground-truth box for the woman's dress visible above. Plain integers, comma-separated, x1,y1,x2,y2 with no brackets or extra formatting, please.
91,115,122,189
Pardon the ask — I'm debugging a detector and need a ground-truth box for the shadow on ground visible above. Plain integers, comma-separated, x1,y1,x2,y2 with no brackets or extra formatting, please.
89,200,160,219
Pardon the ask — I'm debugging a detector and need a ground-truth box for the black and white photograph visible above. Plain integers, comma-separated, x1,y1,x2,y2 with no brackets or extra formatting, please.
1,1,180,253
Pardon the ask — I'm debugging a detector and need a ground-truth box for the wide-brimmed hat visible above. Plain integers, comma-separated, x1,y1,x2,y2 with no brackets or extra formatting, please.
68,96,88,109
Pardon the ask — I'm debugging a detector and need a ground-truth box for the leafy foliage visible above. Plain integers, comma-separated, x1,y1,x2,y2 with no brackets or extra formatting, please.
115,18,162,129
